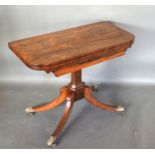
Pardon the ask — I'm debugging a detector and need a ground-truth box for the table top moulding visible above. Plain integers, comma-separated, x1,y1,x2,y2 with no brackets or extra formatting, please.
8,21,135,76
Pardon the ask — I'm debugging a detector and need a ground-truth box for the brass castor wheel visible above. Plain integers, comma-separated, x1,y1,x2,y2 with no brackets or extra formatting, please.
25,107,36,115
91,85,98,92
115,106,125,112
47,136,57,147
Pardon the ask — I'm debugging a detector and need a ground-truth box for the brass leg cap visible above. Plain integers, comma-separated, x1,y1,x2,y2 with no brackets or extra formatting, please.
47,136,56,146
115,106,125,112
91,85,98,92
25,107,35,113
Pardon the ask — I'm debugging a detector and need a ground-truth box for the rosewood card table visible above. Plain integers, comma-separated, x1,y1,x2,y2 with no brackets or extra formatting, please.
8,21,135,146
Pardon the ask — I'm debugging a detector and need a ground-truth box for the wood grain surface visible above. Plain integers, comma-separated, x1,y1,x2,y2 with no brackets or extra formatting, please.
8,21,135,76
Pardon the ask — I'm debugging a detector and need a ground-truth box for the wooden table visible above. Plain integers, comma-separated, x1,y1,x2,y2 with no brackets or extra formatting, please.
8,21,135,146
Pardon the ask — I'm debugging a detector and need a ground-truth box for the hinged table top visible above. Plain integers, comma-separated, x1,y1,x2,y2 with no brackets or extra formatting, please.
9,21,135,76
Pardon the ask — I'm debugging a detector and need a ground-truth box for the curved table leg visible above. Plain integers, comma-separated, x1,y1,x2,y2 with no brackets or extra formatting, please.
84,86,124,112
25,86,69,113
47,92,74,146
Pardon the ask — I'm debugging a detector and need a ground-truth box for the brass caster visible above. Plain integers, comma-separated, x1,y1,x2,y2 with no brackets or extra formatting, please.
25,107,36,115
115,106,125,112
91,85,98,92
47,136,56,147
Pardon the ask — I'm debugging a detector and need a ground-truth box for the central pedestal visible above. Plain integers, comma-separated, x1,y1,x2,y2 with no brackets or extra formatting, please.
69,70,85,101
25,70,124,146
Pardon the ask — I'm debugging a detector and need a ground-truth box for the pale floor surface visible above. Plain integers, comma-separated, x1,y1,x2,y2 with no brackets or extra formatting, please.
0,82,155,149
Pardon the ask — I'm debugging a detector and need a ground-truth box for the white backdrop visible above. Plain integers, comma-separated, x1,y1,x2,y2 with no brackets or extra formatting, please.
0,5,155,84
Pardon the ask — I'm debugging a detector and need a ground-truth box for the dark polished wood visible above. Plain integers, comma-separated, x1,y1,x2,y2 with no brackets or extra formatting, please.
84,86,124,112
25,86,69,113
47,93,74,146
8,21,135,146
69,70,85,101
24,70,125,146
8,21,134,76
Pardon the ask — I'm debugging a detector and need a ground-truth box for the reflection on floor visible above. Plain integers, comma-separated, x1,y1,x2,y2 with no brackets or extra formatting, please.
0,82,155,149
